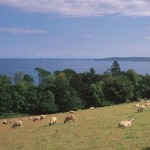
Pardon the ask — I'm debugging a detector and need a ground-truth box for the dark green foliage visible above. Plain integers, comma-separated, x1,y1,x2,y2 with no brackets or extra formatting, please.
37,90,57,114
103,75,134,103
110,61,121,75
1,61,150,117
35,67,51,85
0,75,13,115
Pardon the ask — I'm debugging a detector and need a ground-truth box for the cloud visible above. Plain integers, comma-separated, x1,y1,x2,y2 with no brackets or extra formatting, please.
0,0,150,17
0,27,47,34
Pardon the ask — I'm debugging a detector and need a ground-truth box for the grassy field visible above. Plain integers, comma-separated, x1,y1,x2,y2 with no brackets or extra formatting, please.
0,102,150,150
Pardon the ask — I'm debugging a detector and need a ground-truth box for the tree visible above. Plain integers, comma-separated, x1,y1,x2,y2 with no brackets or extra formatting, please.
37,90,57,113
90,81,105,106
0,75,13,115
61,90,85,111
13,72,24,84
35,67,51,85
103,75,134,103
23,74,34,85
137,74,150,99
52,76,71,111
110,61,121,75
11,85,26,113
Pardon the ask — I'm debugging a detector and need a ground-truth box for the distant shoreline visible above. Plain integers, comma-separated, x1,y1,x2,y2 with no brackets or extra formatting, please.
1,57,150,62
94,57,150,62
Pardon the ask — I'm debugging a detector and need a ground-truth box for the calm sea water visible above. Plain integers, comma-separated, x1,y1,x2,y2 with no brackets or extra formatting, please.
0,59,150,84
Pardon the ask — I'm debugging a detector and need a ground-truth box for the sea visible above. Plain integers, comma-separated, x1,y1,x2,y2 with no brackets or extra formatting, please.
0,58,150,84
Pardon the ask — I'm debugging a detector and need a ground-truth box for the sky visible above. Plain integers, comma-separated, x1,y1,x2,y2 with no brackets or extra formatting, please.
0,0,150,59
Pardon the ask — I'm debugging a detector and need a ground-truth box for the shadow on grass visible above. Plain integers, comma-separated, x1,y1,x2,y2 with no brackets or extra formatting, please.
43,123,64,127
141,147,150,150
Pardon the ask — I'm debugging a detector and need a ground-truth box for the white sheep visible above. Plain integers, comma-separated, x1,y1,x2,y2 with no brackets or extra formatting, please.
28,117,33,120
134,104,140,108
49,117,57,126
69,111,75,114
2,120,8,124
64,114,75,123
40,115,46,120
90,107,94,110
144,102,150,106
137,105,147,112
118,118,134,128
33,116,41,122
11,119,23,129
2,118,12,124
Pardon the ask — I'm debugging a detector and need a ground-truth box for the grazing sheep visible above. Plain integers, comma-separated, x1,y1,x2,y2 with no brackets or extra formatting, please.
33,116,41,122
134,104,140,108
28,117,33,120
49,117,57,126
11,119,23,129
2,119,12,124
90,107,94,110
2,120,8,124
137,105,147,112
118,118,134,128
40,115,46,120
144,102,150,106
64,114,75,123
69,111,75,114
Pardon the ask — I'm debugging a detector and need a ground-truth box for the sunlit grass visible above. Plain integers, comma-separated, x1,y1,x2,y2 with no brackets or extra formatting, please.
0,102,150,150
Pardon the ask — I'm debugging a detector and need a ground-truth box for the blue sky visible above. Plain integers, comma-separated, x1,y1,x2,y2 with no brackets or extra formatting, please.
0,0,150,58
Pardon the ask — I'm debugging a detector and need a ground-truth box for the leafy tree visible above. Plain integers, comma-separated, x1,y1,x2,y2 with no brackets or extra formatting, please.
13,72,24,84
137,74,150,99
23,74,34,86
125,69,140,99
62,69,76,81
61,90,85,111
11,85,26,113
103,75,134,103
23,86,38,114
90,81,105,106
52,76,71,111
37,90,57,113
35,67,51,85
0,75,13,115
110,61,121,75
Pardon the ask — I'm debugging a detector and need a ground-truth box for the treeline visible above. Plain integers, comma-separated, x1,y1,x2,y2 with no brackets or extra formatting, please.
1,61,150,117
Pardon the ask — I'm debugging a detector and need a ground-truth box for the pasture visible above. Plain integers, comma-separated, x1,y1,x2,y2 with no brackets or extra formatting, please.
0,102,150,150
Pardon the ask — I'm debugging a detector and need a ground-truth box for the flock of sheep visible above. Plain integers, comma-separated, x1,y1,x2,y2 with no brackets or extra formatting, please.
118,99,150,128
1,101,150,129
0,111,76,129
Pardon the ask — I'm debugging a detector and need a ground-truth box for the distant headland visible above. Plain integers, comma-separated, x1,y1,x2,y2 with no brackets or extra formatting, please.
94,57,150,62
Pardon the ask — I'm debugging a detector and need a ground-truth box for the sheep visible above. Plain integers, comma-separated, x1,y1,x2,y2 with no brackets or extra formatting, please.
137,105,147,112
2,120,8,124
11,119,23,129
69,111,75,114
33,116,41,122
40,115,46,120
144,102,150,106
134,104,140,108
49,117,57,126
118,118,134,128
2,118,12,124
28,117,33,120
90,107,94,110
64,114,75,123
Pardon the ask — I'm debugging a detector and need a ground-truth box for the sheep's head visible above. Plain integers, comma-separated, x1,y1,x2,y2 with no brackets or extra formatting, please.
128,118,134,122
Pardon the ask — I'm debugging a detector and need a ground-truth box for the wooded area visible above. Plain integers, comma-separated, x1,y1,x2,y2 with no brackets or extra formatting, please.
1,61,150,117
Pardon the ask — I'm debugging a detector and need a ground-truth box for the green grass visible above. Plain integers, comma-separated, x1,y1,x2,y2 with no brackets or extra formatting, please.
0,102,150,150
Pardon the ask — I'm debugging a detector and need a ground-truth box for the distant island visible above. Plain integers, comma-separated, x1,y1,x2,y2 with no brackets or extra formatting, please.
94,57,150,62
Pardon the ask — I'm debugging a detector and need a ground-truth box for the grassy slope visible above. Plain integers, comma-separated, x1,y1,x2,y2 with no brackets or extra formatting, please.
0,102,150,150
